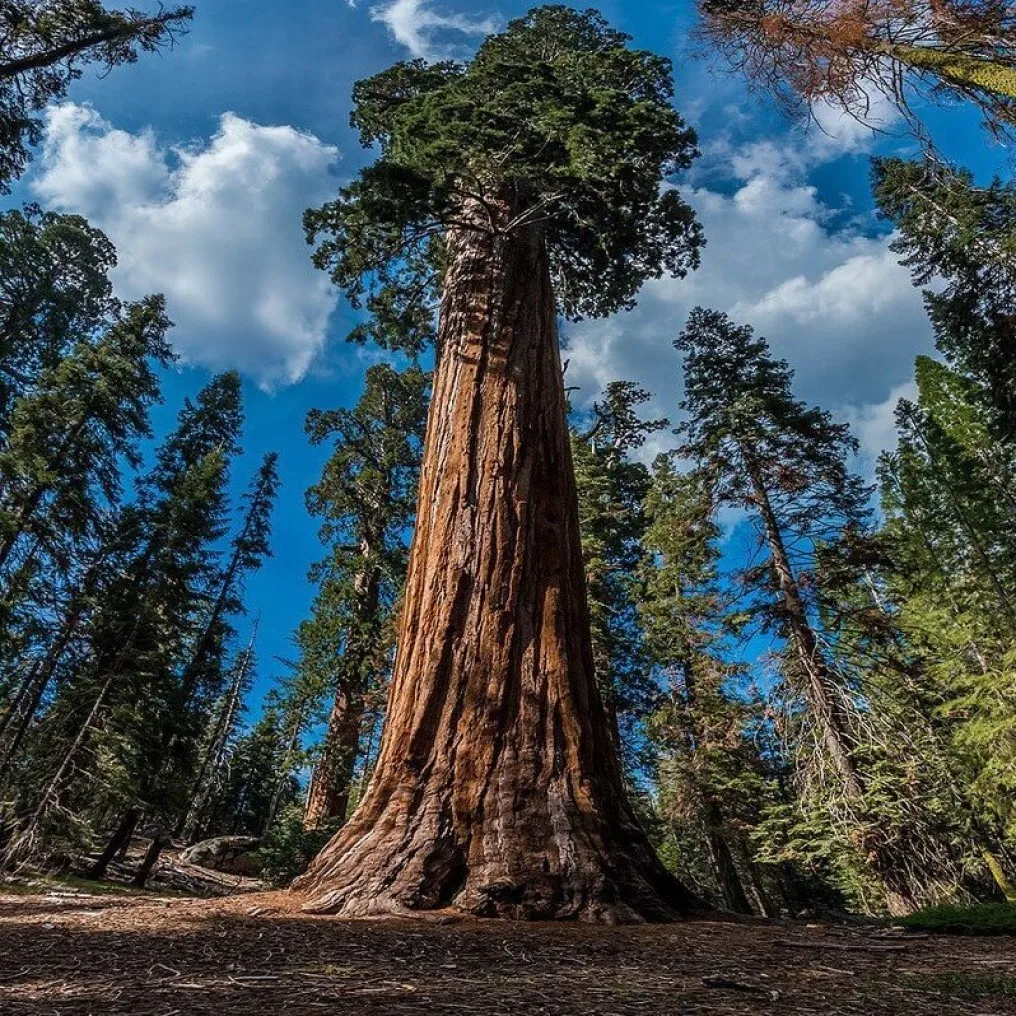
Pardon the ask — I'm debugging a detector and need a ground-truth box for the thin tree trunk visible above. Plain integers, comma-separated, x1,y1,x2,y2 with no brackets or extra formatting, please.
132,829,166,888
0,659,54,774
702,801,753,914
743,452,917,915
0,409,97,574
730,829,778,917
1,670,114,867
89,808,140,880
178,539,247,705
179,636,254,841
677,661,753,915
0,575,95,768
743,453,865,800
303,566,379,832
295,193,699,922
0,12,186,79
262,702,308,837
0,658,47,749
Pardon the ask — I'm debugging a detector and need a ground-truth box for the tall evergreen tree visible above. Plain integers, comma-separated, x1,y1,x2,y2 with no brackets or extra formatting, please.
177,452,279,711
873,157,1016,437
640,457,767,914
675,307,925,913
1,373,244,866
571,382,666,772
297,6,704,921
0,206,119,429
300,363,427,832
878,364,1016,855
0,296,174,577
0,2,192,189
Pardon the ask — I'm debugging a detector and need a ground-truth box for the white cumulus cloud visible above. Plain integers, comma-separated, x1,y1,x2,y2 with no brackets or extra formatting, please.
370,0,498,60
33,104,342,389
562,134,931,463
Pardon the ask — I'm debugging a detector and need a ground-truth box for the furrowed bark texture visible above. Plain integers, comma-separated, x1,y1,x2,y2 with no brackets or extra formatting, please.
296,198,698,922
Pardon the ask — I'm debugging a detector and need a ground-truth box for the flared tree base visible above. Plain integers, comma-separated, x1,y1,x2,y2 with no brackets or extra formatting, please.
296,857,699,924
293,776,701,923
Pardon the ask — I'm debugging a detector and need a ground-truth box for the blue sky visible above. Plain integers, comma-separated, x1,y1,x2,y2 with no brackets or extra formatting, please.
6,0,1007,704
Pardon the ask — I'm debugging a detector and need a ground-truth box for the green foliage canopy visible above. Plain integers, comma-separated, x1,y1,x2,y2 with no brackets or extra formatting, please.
306,5,703,352
0,2,193,190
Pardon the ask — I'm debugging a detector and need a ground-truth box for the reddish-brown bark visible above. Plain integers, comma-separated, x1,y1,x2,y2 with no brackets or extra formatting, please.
302,681,364,832
295,196,699,922
302,566,380,832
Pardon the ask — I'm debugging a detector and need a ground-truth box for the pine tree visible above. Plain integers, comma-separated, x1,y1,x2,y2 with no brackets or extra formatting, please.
0,206,119,427
297,6,704,921
0,2,192,188
571,382,666,772
675,307,923,913
0,291,173,810
1,374,244,867
177,452,279,711
0,296,174,577
300,363,427,831
639,456,773,914
878,364,1016,856
873,157,1016,437
177,632,258,846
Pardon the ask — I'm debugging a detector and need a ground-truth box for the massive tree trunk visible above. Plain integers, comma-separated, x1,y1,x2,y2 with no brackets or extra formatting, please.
295,195,698,922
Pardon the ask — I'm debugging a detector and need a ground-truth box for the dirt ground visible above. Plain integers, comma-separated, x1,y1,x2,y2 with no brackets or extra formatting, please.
0,889,1014,1015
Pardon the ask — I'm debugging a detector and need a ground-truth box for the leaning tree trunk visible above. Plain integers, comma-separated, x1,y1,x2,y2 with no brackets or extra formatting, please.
742,452,917,916
295,194,699,922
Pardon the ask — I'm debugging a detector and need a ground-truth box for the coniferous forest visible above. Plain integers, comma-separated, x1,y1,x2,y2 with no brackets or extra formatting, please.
0,1,1015,1013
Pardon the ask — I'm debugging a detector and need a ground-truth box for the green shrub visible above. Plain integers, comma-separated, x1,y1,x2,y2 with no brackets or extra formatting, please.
905,972,1016,998
899,902,1016,935
258,806,340,887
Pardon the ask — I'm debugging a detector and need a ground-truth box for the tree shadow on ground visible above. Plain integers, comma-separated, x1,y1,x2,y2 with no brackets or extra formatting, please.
0,892,1013,1015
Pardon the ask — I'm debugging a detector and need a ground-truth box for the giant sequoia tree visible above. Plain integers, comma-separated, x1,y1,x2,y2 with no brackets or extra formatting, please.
295,7,704,921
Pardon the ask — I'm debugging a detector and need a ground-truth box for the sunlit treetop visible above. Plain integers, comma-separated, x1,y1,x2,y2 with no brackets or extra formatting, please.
306,5,704,353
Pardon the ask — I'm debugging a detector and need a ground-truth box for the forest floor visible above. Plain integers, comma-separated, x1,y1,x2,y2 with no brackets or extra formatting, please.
0,887,1014,1015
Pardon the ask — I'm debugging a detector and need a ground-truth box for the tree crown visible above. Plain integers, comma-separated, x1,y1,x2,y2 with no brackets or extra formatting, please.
307,5,703,349
676,307,869,540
